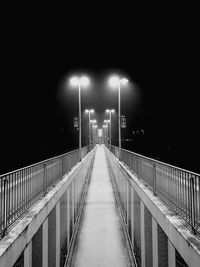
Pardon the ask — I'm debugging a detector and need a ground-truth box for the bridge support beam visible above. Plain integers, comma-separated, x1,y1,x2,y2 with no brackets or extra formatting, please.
131,187,134,248
24,241,32,267
67,188,70,250
56,201,60,267
152,217,158,267
141,201,145,267
168,240,175,267
43,219,48,267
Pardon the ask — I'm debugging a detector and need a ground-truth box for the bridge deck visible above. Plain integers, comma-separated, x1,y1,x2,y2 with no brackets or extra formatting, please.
71,145,131,267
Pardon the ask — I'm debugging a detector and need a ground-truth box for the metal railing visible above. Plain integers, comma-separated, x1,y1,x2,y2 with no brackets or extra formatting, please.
0,146,91,238
110,146,200,235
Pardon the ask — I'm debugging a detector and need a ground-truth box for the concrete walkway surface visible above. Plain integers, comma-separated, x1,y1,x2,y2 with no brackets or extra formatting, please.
71,145,130,267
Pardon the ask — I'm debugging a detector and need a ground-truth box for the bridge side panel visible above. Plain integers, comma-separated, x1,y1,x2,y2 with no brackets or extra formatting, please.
0,150,95,267
106,149,200,267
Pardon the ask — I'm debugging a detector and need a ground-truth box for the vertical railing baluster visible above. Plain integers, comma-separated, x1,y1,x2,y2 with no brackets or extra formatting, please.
136,156,139,178
1,179,2,231
190,175,195,234
153,162,156,196
198,176,200,232
61,156,64,177
3,177,8,237
193,175,197,232
43,163,47,196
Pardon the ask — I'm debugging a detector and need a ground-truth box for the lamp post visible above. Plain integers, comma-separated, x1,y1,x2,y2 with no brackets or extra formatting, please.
85,109,94,146
103,124,108,146
106,109,115,146
70,76,90,160
90,119,97,147
93,125,97,145
104,120,110,146
108,76,128,159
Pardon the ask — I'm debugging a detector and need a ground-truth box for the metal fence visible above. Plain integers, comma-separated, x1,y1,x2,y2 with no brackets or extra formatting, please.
0,146,91,238
110,145,200,235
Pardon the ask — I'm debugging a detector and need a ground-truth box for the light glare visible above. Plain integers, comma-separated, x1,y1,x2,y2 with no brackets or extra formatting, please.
70,76,79,87
98,129,103,137
121,78,129,85
106,109,115,113
80,76,89,87
109,76,120,87
85,109,94,113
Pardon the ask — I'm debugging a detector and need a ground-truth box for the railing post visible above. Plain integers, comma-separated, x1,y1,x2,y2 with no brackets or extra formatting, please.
153,162,156,196
3,177,8,237
190,175,196,234
43,164,47,196
118,147,121,161
136,156,139,179
61,156,64,177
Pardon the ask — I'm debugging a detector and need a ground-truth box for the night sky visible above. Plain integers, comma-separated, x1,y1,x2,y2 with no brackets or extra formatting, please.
1,5,199,174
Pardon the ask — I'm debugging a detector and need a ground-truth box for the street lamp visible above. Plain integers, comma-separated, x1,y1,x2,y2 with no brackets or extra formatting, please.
108,76,128,158
104,120,110,146
103,124,108,145
90,119,97,147
70,76,90,159
85,109,94,146
92,125,97,145
106,109,115,146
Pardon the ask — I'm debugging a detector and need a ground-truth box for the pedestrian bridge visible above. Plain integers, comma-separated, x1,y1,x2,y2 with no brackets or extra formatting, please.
0,145,200,266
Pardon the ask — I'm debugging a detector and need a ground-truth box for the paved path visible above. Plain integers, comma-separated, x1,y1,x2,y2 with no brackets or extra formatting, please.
71,145,130,267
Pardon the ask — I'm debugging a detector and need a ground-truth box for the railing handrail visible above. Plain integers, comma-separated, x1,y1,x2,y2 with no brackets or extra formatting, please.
111,145,200,176
0,146,90,178
0,145,92,238
110,145,200,236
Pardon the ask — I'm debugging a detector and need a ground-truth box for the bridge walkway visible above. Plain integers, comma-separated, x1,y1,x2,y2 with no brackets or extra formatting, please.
71,145,132,267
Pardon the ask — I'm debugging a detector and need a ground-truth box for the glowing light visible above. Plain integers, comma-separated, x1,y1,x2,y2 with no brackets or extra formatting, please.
80,76,89,87
108,76,120,88
106,109,115,113
70,76,90,87
121,78,129,85
98,129,103,137
85,109,94,114
108,76,129,88
70,76,79,87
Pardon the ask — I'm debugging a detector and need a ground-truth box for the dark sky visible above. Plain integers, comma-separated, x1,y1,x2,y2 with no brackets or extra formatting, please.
1,5,199,173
